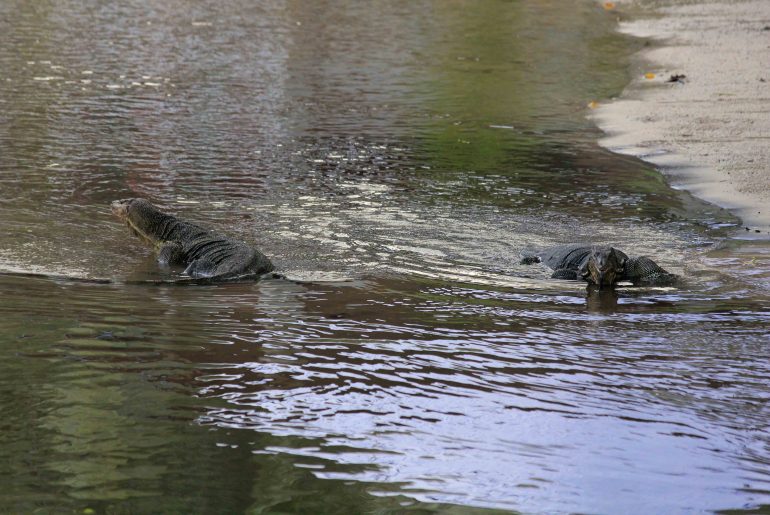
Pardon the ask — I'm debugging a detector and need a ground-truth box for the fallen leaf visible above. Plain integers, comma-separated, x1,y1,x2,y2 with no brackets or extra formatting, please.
588,101,599,109
603,2,616,10
644,72,656,80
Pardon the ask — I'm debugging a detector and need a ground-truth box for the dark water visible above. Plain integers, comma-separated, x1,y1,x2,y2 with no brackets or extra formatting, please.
1,1,769,513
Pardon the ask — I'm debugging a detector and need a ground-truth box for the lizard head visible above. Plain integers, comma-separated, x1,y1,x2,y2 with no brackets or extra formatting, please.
582,246,626,288
111,198,135,221
111,198,164,243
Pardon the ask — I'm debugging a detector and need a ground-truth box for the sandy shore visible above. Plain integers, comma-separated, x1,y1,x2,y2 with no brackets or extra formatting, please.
592,0,770,236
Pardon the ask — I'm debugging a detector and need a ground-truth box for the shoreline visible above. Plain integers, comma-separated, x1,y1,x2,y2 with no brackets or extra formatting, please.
592,0,770,238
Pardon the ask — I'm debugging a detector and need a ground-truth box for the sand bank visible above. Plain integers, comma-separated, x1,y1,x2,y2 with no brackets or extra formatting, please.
592,0,770,236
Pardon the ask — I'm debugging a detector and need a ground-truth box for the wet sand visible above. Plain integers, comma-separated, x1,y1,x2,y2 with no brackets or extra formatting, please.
593,0,770,236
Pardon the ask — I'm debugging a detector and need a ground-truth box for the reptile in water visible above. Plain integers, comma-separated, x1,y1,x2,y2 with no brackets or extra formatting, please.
520,243,679,288
111,198,275,280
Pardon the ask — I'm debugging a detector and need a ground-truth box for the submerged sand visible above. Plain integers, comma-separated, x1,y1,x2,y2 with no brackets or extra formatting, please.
593,0,770,236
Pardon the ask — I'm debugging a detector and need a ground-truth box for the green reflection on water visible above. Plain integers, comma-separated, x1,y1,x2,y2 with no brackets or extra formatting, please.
0,276,515,514
418,1,634,172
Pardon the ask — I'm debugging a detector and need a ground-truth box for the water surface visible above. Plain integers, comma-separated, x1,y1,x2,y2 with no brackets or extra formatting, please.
1,1,769,514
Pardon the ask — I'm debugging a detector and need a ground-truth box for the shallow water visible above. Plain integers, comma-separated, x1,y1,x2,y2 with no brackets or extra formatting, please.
1,1,769,514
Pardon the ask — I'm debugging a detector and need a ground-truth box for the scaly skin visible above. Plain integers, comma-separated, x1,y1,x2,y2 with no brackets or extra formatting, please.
521,244,679,288
111,198,274,280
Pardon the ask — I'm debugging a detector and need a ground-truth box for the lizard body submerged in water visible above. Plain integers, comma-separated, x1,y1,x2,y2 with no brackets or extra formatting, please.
521,244,680,288
111,198,274,280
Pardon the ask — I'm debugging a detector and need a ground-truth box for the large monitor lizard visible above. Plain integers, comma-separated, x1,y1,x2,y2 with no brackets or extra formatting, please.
521,244,680,288
112,198,274,280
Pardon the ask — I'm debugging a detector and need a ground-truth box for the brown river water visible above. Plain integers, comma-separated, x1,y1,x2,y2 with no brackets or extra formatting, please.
1,1,769,513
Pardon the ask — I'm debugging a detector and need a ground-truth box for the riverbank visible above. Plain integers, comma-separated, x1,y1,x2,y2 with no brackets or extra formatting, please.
593,0,770,236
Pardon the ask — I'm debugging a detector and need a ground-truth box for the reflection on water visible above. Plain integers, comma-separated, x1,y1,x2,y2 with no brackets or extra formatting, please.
3,275,769,513
1,0,769,514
